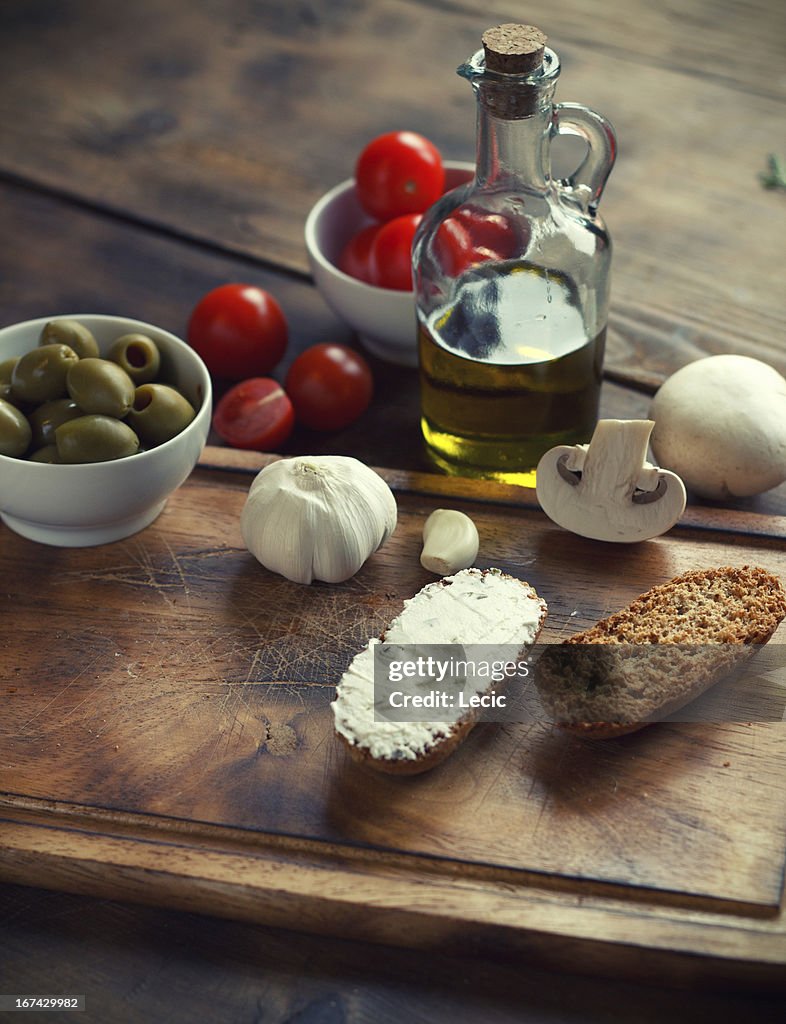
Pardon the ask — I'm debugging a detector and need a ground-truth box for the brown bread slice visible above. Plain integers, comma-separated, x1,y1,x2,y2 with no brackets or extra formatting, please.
535,565,786,738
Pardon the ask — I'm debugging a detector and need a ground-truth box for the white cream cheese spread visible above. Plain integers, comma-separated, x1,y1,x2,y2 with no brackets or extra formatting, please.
332,567,546,762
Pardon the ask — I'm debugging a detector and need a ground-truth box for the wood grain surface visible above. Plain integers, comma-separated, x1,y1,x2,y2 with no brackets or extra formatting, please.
2,882,784,1024
2,451,786,987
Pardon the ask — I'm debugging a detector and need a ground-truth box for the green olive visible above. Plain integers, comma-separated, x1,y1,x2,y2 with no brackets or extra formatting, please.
55,415,139,463
28,398,82,448
11,343,79,404
0,382,21,407
29,444,60,464
39,319,100,359
0,361,23,407
0,397,32,458
109,333,161,384
66,358,135,418
0,357,18,384
125,383,196,447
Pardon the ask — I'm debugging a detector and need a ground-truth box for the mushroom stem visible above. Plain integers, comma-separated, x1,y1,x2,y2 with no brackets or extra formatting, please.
581,419,659,497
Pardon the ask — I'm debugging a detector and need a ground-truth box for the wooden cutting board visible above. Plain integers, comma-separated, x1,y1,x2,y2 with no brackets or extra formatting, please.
1,448,785,989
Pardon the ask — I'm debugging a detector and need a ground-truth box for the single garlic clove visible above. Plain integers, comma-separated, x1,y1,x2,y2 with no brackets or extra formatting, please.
243,477,316,584
420,508,480,576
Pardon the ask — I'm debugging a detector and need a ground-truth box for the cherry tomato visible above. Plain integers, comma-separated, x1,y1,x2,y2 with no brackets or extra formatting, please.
337,224,380,283
447,168,475,188
434,205,521,277
187,284,288,380
212,377,294,450
285,344,372,431
355,131,444,222
368,213,422,291
455,206,519,255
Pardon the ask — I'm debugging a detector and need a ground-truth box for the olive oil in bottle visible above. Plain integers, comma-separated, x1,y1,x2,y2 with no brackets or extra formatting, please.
419,262,605,486
412,24,616,485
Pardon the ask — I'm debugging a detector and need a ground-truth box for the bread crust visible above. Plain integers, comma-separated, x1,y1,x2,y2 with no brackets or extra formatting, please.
536,565,786,739
337,717,477,775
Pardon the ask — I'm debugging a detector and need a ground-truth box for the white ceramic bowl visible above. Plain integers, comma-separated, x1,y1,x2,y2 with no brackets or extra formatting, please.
305,161,474,367
0,314,212,547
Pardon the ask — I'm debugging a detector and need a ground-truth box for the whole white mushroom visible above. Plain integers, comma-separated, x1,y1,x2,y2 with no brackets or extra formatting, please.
650,355,786,500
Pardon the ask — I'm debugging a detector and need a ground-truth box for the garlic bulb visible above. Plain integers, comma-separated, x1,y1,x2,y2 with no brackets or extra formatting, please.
240,455,397,584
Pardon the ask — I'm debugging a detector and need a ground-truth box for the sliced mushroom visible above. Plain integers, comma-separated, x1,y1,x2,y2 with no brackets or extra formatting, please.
535,419,686,542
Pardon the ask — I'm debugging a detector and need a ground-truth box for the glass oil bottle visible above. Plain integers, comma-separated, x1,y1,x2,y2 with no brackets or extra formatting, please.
413,24,616,485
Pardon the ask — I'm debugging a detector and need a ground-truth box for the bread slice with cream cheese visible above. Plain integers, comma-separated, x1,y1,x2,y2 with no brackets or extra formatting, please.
332,567,547,774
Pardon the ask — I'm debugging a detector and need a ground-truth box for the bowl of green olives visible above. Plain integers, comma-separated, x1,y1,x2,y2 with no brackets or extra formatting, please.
0,314,212,547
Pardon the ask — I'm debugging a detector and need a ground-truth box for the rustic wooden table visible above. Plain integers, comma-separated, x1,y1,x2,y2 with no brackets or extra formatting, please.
1,1,785,1021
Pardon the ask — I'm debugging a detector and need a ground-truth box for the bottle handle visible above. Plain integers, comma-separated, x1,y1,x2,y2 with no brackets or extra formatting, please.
551,102,617,214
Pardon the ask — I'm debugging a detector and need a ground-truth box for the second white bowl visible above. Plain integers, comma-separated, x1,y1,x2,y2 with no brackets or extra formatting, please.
305,161,474,368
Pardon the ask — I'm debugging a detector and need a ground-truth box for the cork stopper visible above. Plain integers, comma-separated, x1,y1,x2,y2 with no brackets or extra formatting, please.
482,24,547,75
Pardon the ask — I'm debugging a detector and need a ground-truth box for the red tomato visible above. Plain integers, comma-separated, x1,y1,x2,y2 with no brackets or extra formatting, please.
355,131,444,222
455,206,519,255
447,168,475,189
285,344,372,431
337,224,380,283
434,205,521,277
368,213,422,291
212,377,294,450
187,284,288,380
